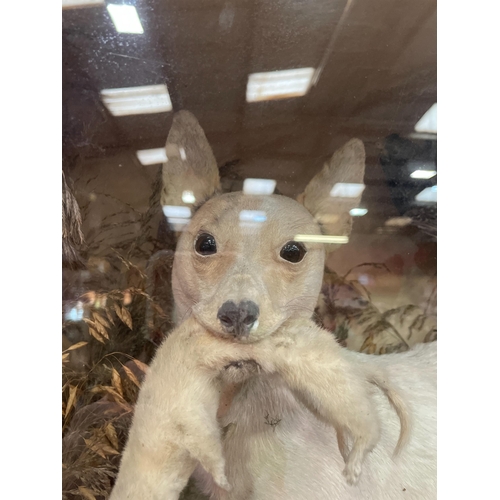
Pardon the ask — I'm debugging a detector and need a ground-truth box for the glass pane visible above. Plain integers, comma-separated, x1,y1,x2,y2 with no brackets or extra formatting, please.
63,1,436,498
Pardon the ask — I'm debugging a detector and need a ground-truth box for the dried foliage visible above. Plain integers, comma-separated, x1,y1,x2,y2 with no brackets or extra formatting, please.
63,171,86,270
62,277,169,499
62,165,182,499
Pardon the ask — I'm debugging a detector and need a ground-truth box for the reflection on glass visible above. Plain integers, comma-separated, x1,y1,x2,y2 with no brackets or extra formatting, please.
243,178,277,196
330,183,365,198
100,84,172,116
349,208,368,217
415,186,438,203
246,68,315,102
106,4,144,34
136,148,168,166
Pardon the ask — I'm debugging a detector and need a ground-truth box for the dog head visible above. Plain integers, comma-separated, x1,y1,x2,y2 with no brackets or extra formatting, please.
164,111,366,342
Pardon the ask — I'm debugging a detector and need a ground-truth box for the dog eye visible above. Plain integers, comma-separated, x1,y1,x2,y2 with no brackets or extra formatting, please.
280,241,306,263
195,233,217,256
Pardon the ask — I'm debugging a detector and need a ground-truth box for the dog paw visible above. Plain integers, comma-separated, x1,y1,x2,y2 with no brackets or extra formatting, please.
221,359,261,384
343,463,362,486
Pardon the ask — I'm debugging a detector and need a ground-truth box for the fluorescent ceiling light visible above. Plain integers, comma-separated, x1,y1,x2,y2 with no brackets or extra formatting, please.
415,103,437,134
182,191,196,204
239,210,267,223
243,178,277,195
294,235,349,244
415,186,437,203
162,205,191,231
106,4,144,34
410,169,437,179
100,84,172,116
246,68,315,102
136,148,167,165
330,183,365,198
349,208,368,217
162,205,191,219
385,217,412,227
62,0,104,8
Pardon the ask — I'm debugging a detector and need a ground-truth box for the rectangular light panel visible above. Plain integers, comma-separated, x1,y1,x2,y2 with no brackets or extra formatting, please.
62,0,104,8
136,148,167,166
162,205,191,231
415,103,437,134
162,206,191,219
415,186,437,203
246,68,315,102
243,178,277,195
330,183,365,198
106,4,144,34
294,235,349,244
349,208,368,217
100,84,172,116
410,170,437,179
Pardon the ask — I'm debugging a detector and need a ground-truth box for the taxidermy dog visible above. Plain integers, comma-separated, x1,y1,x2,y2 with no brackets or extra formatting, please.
110,309,410,498
111,111,437,500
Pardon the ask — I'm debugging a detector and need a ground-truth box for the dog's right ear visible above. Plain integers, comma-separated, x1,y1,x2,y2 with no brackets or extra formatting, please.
160,111,221,210
297,138,366,251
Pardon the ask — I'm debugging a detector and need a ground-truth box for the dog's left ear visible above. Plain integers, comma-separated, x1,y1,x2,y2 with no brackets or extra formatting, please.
297,138,366,249
160,111,221,210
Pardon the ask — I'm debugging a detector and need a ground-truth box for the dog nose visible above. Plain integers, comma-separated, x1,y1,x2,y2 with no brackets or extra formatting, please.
217,300,260,336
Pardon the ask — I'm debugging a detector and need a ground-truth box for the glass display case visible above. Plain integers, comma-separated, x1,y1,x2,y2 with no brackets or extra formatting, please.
62,1,437,499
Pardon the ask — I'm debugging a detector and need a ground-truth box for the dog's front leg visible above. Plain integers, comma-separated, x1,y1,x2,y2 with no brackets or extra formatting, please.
256,321,381,486
110,439,197,500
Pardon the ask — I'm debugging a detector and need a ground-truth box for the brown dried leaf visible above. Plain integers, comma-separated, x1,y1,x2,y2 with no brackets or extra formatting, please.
85,436,120,458
111,400,134,413
93,320,109,339
65,385,78,418
120,306,133,330
123,365,140,388
113,302,125,324
88,327,105,344
111,368,124,397
100,442,120,456
90,385,127,404
63,341,88,353
105,307,115,325
78,486,97,500
93,312,111,329
62,353,69,363
84,438,106,459
104,423,119,450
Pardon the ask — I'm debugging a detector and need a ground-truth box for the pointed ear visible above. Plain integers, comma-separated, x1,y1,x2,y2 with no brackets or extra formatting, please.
160,111,221,209
297,138,366,250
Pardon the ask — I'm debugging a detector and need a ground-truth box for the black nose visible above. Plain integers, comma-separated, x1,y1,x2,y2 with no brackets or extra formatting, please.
217,300,260,336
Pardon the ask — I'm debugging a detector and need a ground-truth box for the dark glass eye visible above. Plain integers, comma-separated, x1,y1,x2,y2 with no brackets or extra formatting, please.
280,241,306,263
195,233,217,256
